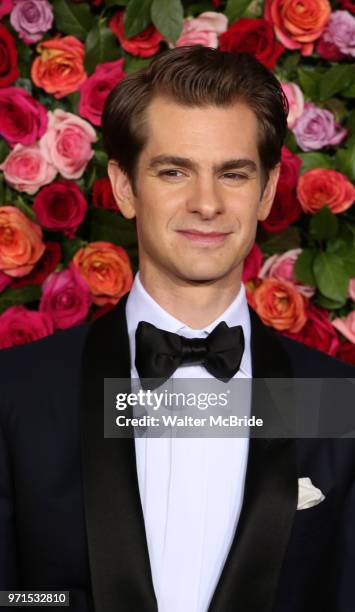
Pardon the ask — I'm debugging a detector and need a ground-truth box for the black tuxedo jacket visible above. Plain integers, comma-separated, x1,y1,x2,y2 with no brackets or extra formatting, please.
0,292,355,612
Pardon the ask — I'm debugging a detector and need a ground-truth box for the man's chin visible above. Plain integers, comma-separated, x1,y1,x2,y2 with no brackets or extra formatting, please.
174,267,233,285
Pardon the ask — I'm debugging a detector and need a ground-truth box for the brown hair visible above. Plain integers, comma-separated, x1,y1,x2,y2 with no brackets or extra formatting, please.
102,46,289,197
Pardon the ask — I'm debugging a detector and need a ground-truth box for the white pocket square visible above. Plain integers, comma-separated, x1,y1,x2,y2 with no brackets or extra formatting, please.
297,477,325,510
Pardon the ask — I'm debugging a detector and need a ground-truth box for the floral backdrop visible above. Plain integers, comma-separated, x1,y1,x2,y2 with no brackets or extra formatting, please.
0,0,354,362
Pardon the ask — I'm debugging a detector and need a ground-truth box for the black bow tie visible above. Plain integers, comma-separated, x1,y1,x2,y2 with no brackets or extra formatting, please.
135,320,245,390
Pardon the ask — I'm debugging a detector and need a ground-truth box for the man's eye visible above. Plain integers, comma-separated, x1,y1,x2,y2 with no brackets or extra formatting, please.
222,173,247,181
158,169,184,178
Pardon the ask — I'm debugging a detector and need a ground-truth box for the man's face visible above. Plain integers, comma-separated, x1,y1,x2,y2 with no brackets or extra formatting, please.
110,96,280,286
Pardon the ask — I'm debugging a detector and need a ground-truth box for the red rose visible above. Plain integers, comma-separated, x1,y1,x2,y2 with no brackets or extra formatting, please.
315,37,347,61
336,341,355,366
0,24,19,87
78,59,126,127
281,303,340,357
0,305,53,349
279,146,302,191
109,11,163,57
242,242,263,283
92,177,119,212
0,87,48,147
261,182,302,233
0,271,12,292
10,242,61,288
219,18,284,70
33,180,88,238
339,0,355,12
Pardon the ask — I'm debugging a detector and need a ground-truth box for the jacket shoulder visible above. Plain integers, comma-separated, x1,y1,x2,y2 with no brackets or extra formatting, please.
277,332,355,377
0,322,90,384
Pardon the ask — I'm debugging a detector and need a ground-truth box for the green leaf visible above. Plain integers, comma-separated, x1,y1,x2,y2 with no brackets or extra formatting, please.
323,98,347,123
309,206,339,241
342,83,355,98
13,197,38,223
335,147,355,182
314,293,347,310
346,109,355,136
185,2,215,16
0,286,42,315
293,248,316,286
53,0,95,40
313,251,349,302
319,65,355,101
0,139,10,164
90,208,137,248
93,150,109,167
298,152,335,173
260,226,301,256
225,0,252,22
66,91,80,115
151,0,183,43
85,22,120,75
123,55,152,73
278,52,300,81
283,129,298,153
326,237,355,278
123,0,152,38
243,0,263,17
61,238,88,265
297,68,320,101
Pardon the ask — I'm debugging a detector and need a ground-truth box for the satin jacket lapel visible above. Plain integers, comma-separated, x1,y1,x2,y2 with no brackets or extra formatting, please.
208,306,298,612
80,293,157,612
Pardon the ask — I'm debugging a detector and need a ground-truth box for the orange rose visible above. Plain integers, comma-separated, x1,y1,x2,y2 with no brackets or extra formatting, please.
72,241,133,305
31,36,87,99
252,278,307,333
0,205,45,277
297,168,355,214
264,0,331,56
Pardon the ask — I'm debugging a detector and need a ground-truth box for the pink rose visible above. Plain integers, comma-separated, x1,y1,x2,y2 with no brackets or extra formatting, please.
171,11,228,48
0,0,13,19
0,304,53,349
0,87,47,147
348,278,355,301
40,109,96,179
0,206,45,277
316,10,355,59
10,0,53,44
39,263,92,330
259,248,316,298
280,82,304,129
33,180,88,237
78,59,126,127
242,242,263,283
293,102,347,151
332,311,355,343
0,143,57,194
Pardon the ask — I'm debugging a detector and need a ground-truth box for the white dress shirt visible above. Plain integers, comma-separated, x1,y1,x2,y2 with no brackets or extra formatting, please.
126,272,252,612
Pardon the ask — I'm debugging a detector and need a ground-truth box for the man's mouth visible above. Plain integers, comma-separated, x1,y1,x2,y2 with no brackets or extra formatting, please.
176,229,232,245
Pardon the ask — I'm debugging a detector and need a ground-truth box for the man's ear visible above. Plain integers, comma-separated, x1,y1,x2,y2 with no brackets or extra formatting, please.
107,160,136,219
257,163,281,221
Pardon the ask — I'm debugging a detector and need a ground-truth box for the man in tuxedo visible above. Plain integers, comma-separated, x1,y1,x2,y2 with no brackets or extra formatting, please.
0,46,354,612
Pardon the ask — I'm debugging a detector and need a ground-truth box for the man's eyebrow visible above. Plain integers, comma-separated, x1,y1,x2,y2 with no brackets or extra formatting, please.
147,155,258,173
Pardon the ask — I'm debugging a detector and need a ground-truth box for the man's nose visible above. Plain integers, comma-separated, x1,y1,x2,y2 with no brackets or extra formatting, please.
185,178,225,219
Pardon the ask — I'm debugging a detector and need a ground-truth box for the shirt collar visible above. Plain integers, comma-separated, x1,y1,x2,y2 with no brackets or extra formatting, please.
126,271,252,377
